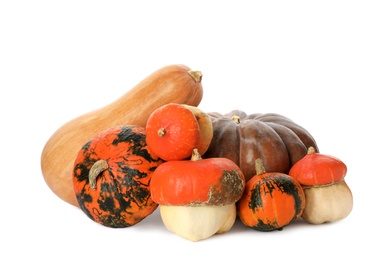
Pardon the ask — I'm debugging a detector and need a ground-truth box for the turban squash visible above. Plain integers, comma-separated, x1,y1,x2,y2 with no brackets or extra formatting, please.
289,147,353,224
150,148,245,241
203,110,319,181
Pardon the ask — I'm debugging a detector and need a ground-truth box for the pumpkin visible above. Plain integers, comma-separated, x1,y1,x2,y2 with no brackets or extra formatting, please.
72,125,164,227
237,158,305,231
41,64,203,207
150,149,245,242
145,103,213,161
204,110,319,181
289,147,353,224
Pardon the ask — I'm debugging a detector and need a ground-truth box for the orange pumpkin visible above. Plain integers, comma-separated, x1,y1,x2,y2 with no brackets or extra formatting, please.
237,158,306,231
146,103,213,161
72,125,163,228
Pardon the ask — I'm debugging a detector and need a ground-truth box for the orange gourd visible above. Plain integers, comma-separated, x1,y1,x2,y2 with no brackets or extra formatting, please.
237,158,306,231
145,103,213,161
41,64,203,207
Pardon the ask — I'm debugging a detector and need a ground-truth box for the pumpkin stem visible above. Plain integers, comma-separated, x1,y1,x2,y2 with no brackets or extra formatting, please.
89,159,109,190
307,146,316,155
188,70,203,83
255,158,266,175
191,148,202,161
232,115,241,124
158,128,166,137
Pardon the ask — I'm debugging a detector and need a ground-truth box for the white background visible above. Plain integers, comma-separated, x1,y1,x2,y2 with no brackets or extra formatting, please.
1,0,389,259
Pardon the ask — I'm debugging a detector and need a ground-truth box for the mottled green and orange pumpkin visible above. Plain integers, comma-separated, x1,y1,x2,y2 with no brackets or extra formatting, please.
204,110,319,182
237,158,305,231
72,125,164,228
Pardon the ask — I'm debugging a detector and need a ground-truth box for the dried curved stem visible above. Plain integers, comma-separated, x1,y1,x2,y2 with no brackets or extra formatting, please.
89,159,109,190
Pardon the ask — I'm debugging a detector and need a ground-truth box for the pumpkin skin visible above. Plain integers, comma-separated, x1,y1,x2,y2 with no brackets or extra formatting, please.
72,125,164,228
150,149,245,206
146,103,213,161
41,64,203,207
237,159,305,231
289,146,347,187
204,110,319,182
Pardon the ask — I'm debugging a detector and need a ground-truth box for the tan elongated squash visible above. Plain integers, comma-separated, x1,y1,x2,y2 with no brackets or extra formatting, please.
41,64,203,207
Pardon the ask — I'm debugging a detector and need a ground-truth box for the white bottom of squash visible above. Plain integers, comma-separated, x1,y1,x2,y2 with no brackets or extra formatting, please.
159,204,236,242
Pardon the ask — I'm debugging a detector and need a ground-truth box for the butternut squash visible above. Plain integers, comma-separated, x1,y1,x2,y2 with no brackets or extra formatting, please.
41,64,204,207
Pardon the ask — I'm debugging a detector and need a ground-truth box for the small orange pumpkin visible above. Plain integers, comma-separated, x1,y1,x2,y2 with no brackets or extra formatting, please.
145,103,213,161
72,125,164,228
237,158,306,231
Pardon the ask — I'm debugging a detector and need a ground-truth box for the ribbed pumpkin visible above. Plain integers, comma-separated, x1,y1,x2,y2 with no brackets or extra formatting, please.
72,125,163,228
237,158,306,231
204,110,319,181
